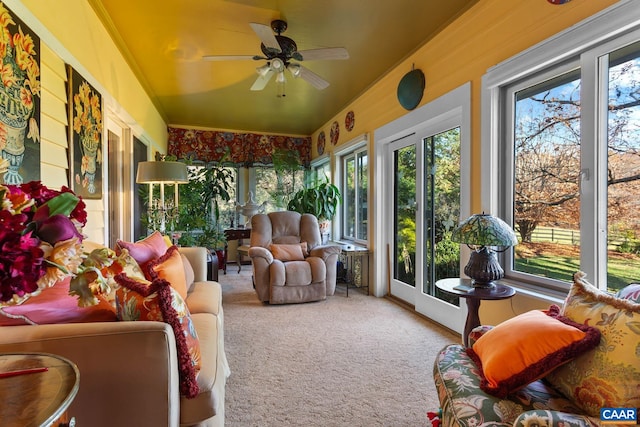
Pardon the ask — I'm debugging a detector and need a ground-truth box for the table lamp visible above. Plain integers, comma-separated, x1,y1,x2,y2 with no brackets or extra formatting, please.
451,213,518,288
136,161,189,232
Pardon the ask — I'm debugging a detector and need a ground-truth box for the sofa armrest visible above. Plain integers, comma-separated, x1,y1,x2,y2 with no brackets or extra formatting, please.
515,410,600,427
179,246,209,282
0,321,180,427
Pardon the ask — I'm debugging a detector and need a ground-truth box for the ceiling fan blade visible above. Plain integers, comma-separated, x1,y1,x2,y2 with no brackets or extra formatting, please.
297,65,330,90
249,22,281,52
250,69,274,91
297,47,349,61
202,55,257,61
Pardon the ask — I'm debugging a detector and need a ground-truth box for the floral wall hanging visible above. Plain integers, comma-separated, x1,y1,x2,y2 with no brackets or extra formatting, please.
0,2,41,186
67,66,103,199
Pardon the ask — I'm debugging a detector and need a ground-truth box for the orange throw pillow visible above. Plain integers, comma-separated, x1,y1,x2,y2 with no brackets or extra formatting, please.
146,246,188,299
466,305,600,398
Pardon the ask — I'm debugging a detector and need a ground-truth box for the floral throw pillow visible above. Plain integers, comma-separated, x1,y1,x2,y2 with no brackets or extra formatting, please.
545,271,640,416
114,273,201,398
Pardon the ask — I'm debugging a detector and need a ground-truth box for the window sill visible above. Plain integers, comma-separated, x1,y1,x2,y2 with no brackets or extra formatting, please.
499,278,568,306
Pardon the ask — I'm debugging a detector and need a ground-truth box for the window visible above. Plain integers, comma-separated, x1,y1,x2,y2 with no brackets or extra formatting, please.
484,3,640,293
309,157,330,184
337,141,368,243
254,165,304,213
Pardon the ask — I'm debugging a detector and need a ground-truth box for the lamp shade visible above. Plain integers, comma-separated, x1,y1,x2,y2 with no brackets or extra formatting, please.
452,213,518,247
136,161,188,184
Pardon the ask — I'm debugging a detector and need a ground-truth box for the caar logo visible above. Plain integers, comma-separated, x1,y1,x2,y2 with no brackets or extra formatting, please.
600,408,638,425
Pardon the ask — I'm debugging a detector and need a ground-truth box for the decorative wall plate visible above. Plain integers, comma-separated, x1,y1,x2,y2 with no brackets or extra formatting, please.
345,110,355,132
317,131,326,155
547,0,572,4
330,121,340,145
397,68,425,111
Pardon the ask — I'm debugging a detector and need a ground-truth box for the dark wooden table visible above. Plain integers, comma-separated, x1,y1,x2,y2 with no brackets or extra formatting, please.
223,228,251,274
0,352,80,427
435,278,516,347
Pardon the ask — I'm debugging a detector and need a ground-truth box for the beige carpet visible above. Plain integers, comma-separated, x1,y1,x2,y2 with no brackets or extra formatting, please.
219,269,459,427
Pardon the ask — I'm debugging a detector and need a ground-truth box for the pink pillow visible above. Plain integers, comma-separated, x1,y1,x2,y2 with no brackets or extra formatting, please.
0,277,117,326
116,231,168,266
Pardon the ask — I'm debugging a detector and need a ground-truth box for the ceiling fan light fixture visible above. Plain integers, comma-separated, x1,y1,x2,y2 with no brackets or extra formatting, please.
256,63,270,76
275,71,286,84
288,63,301,77
271,58,285,72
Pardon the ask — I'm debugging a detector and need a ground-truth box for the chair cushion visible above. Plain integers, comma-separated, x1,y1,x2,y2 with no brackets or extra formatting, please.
466,304,600,398
545,272,640,417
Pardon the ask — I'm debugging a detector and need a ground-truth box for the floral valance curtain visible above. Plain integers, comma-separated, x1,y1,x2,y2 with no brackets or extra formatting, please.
168,127,311,167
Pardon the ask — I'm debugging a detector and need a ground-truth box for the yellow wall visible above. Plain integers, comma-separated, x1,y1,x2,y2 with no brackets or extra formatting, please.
5,0,167,243
11,0,167,150
312,0,618,212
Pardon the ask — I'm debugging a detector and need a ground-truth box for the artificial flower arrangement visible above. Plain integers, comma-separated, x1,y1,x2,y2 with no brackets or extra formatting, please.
0,181,87,305
0,180,133,308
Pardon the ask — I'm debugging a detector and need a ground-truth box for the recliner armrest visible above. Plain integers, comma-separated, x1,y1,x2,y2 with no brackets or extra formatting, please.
309,245,341,261
249,246,274,263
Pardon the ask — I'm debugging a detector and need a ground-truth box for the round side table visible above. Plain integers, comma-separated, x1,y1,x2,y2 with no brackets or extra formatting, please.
436,278,516,347
0,352,79,427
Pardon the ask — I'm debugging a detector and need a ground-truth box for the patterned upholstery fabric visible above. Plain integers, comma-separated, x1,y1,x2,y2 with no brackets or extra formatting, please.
545,273,640,416
433,275,638,427
433,344,597,427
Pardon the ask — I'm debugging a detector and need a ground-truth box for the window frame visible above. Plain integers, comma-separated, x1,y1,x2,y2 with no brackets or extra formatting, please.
481,0,640,292
334,135,369,245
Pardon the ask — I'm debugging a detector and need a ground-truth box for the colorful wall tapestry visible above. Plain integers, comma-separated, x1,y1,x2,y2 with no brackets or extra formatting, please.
167,127,312,167
67,66,103,199
0,2,41,185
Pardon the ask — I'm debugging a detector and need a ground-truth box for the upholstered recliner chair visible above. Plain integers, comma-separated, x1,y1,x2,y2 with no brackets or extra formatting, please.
249,211,342,304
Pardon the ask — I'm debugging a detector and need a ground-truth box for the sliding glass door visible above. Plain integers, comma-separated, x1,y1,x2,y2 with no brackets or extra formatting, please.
387,125,465,332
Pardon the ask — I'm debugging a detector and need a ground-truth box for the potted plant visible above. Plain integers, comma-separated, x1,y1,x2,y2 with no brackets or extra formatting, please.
287,178,341,242
176,163,234,268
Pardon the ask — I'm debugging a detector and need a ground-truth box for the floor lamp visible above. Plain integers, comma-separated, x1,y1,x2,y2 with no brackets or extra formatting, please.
136,161,189,233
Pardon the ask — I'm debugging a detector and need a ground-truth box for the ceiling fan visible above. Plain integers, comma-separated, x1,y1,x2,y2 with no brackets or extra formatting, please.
203,19,349,91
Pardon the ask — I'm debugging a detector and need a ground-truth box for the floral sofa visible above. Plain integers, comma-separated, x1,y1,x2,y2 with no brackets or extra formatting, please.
0,233,230,427
433,272,640,427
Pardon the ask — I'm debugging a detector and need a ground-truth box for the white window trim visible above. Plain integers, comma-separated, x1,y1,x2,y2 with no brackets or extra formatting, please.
334,134,369,245
481,0,640,293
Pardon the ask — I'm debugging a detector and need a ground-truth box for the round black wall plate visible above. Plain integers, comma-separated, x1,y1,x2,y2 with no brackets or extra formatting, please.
397,69,425,111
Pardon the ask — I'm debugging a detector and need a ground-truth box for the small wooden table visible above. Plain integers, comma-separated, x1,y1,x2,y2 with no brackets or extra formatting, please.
223,228,251,274
0,352,80,427
436,278,516,347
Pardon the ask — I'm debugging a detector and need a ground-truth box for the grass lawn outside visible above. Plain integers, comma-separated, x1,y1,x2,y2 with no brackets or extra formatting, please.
515,242,639,292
